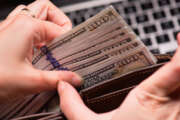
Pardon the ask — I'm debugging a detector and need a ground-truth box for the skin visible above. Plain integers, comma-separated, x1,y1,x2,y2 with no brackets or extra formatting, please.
0,0,82,102
58,35,180,120
1,0,180,119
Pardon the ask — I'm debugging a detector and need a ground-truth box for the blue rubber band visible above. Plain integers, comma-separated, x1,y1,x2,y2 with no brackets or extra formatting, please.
40,46,69,71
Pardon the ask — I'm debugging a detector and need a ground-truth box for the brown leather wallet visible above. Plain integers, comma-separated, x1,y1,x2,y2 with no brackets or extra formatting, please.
0,54,172,120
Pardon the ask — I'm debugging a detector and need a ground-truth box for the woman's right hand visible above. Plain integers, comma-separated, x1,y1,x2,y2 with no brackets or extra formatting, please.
0,0,82,102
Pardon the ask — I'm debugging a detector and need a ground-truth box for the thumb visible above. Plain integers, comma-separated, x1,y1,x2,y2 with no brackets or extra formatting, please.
58,81,116,120
138,48,180,97
58,81,98,120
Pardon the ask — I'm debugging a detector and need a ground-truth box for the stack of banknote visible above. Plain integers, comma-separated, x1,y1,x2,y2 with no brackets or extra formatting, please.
32,6,157,89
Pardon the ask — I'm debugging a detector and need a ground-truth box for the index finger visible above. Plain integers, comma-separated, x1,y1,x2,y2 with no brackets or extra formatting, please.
27,0,72,30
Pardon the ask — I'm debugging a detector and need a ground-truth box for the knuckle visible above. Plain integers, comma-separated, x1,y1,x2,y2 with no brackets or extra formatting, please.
15,14,30,23
30,70,49,89
43,0,52,4
67,19,72,28
59,71,74,81
38,71,59,87
14,15,37,31
37,0,50,6
36,71,47,84
17,4,26,9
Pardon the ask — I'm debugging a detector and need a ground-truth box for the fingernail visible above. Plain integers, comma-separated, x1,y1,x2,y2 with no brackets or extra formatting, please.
58,81,66,92
72,74,84,86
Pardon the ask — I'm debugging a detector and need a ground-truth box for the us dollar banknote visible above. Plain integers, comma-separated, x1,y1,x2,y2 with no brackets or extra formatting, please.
34,6,157,112
32,6,156,88
32,6,122,67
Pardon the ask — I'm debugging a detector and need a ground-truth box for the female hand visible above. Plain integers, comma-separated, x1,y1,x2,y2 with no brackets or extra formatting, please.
58,35,180,120
0,0,82,102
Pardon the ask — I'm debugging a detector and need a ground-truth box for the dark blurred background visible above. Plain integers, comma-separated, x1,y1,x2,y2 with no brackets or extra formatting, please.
0,0,85,19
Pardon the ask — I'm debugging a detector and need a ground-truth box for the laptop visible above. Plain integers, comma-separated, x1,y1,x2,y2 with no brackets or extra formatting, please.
59,0,180,55
0,0,179,54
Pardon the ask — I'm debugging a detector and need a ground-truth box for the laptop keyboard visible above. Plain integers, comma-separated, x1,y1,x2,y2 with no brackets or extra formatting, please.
64,0,180,54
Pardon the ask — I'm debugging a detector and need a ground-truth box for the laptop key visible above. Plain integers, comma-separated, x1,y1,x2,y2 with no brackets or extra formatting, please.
73,19,78,25
136,14,149,23
153,11,166,19
93,6,105,13
161,21,174,30
112,2,122,9
175,0,180,3
144,25,157,34
133,28,140,35
125,18,132,25
170,7,180,16
150,49,160,54
141,2,153,10
156,34,170,44
166,50,175,55
142,38,152,46
158,0,170,6
81,17,85,22
178,19,180,25
124,6,137,14
173,31,180,40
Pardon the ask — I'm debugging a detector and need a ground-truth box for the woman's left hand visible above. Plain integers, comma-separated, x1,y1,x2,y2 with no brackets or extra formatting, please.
57,35,180,120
